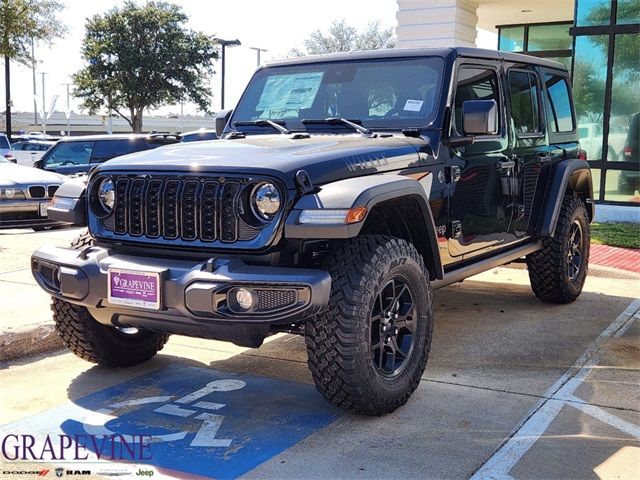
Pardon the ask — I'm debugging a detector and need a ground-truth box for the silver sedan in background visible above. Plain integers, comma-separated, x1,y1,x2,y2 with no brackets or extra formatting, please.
0,156,67,230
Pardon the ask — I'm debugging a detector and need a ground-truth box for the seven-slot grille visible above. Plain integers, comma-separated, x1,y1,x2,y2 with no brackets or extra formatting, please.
104,175,261,243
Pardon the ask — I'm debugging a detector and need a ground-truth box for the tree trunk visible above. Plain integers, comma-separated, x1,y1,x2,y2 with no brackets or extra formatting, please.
4,53,11,142
131,107,144,133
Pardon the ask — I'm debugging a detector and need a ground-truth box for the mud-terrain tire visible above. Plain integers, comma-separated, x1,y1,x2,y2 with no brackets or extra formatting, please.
52,231,169,367
526,196,590,304
617,173,637,196
305,235,433,415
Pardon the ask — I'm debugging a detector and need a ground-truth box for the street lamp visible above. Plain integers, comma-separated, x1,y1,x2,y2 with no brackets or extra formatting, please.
213,38,241,110
249,47,268,68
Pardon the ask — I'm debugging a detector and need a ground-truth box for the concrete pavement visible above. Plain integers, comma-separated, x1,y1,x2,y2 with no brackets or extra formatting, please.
1,243,638,478
0,227,83,360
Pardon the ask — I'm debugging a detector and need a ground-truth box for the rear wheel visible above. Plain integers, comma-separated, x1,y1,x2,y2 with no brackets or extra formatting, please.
526,196,590,303
52,231,169,367
617,173,637,196
305,235,433,415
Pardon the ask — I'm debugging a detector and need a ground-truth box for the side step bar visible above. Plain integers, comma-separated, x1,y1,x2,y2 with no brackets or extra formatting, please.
432,241,543,290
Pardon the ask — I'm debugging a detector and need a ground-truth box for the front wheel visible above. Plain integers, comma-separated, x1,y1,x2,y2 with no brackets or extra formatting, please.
305,236,433,415
52,231,169,367
526,196,590,303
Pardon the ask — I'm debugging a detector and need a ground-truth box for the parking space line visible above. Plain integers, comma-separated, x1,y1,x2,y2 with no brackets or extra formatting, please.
470,298,640,480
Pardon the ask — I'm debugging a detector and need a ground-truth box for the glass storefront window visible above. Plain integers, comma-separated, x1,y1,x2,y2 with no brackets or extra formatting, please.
546,56,573,71
576,0,612,27
604,169,640,202
617,0,640,25
528,24,572,51
608,33,640,162
499,27,524,52
591,168,601,199
574,35,609,161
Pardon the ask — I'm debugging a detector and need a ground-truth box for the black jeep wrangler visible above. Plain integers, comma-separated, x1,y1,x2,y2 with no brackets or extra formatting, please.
32,47,593,415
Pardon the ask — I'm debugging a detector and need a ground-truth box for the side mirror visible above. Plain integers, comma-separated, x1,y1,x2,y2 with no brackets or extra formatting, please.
7,157,17,164
215,109,233,137
462,99,498,136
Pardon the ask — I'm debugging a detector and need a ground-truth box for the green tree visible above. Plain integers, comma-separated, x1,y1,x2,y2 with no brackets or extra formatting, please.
0,0,66,139
289,19,395,57
73,1,218,132
586,1,639,77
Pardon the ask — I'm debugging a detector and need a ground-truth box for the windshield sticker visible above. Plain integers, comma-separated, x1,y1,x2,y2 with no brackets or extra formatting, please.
403,99,424,112
256,72,324,114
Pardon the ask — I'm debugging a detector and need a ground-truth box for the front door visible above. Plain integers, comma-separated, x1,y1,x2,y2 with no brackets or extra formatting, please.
447,63,513,258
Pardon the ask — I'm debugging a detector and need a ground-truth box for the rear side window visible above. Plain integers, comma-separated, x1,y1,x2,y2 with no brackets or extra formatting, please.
0,136,9,149
508,71,542,135
454,67,501,135
91,139,144,162
544,74,574,133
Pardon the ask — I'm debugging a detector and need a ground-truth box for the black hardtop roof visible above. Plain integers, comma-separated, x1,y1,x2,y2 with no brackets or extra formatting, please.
265,46,568,72
58,133,151,142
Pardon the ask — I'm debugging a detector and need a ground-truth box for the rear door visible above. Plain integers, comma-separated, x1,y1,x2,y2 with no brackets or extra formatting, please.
504,65,551,238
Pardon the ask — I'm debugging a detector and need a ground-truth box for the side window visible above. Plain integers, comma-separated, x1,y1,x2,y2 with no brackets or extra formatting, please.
44,141,95,167
91,139,141,163
508,71,542,135
454,67,501,135
544,74,574,133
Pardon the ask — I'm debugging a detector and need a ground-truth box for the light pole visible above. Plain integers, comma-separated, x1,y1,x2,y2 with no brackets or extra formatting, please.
39,72,47,134
249,47,268,68
213,38,241,110
31,38,37,127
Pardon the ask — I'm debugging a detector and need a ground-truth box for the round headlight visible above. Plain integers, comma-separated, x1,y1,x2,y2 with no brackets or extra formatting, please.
98,178,115,211
252,183,281,220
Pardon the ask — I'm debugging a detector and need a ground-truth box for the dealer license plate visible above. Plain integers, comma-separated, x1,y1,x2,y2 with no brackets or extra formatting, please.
39,202,50,217
108,268,161,310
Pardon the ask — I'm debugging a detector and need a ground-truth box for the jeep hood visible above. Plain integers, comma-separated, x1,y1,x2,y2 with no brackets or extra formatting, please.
96,134,435,188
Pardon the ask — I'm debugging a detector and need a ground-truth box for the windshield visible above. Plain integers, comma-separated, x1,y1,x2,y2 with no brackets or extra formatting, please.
232,56,445,132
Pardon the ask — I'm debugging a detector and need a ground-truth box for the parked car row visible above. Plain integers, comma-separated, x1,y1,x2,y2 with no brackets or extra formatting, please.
0,128,217,230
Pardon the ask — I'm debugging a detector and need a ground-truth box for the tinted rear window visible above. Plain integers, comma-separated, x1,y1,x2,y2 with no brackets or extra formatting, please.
0,136,9,149
544,74,574,133
91,139,145,162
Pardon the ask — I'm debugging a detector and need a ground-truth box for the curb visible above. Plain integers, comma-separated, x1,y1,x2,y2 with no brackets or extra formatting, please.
0,323,64,362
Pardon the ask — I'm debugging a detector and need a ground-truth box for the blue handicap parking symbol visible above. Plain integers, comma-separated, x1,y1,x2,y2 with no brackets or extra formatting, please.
60,364,342,479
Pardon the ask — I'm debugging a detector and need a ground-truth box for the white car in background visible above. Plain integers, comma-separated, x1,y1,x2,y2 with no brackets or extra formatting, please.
0,134,11,160
10,140,57,167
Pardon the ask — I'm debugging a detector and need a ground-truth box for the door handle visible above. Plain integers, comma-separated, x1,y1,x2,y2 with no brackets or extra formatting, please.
497,159,515,171
537,153,552,164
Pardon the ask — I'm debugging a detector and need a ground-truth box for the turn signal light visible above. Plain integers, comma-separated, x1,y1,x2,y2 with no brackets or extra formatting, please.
345,206,367,224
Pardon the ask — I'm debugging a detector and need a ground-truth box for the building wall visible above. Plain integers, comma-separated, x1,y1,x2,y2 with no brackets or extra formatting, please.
396,0,479,48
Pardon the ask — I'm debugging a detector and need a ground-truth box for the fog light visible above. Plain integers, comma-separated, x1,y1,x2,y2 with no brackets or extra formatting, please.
234,288,255,311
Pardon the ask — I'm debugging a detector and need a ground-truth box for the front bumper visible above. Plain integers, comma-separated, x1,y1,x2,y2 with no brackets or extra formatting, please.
31,244,331,347
0,199,62,229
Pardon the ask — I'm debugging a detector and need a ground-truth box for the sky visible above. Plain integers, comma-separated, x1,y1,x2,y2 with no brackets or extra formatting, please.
2,0,401,117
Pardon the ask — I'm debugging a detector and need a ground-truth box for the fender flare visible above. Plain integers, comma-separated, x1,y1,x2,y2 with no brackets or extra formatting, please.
47,176,88,226
285,174,444,279
538,160,594,237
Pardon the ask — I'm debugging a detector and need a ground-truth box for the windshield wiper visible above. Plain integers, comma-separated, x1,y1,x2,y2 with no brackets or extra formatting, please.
301,117,372,136
234,119,290,135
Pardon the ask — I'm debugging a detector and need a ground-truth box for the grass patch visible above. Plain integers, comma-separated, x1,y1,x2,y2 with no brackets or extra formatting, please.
591,222,640,249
